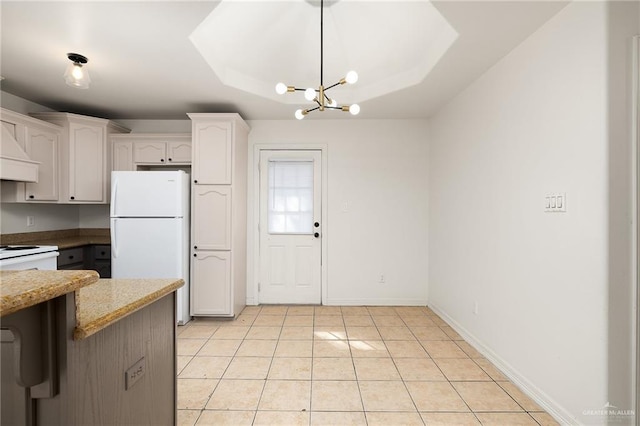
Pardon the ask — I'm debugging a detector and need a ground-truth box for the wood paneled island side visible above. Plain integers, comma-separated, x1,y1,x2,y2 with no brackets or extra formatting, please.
0,270,183,425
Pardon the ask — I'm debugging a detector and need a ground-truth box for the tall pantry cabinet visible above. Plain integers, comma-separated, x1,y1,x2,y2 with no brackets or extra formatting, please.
188,113,249,317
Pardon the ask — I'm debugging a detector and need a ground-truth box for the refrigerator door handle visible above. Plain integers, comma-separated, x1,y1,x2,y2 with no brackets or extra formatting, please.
111,219,118,258
111,178,118,217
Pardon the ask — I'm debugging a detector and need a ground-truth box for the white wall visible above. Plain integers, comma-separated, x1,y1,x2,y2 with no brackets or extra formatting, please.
0,91,54,115
116,119,191,133
0,203,79,234
247,119,429,305
428,2,637,424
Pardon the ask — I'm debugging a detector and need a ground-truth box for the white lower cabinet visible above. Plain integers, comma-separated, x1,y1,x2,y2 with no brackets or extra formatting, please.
191,251,231,316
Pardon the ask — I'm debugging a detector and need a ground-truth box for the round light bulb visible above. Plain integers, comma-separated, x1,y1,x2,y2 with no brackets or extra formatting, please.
345,70,358,84
275,82,287,95
295,109,305,120
304,88,316,101
349,104,360,115
72,64,84,80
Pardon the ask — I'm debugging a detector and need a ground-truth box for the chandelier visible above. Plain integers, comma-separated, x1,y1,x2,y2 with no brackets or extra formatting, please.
275,0,360,119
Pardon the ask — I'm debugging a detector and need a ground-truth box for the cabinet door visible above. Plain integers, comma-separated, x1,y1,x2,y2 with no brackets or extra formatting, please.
191,251,231,316
24,127,58,201
193,185,231,250
69,123,104,202
193,122,232,184
112,141,134,171
133,141,166,164
167,141,191,164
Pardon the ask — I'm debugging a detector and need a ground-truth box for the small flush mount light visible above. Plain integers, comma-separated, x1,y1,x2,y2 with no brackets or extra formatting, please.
275,0,360,119
64,53,91,89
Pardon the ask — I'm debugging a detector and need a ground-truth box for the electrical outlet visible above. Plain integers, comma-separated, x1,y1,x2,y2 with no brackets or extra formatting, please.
125,357,145,390
379,274,385,284
26,216,35,227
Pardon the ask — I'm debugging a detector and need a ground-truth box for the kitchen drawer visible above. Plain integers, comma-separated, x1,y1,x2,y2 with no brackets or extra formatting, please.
57,247,84,267
93,245,111,260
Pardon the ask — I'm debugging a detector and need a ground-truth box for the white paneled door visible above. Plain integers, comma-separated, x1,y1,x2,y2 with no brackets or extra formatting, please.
259,150,322,304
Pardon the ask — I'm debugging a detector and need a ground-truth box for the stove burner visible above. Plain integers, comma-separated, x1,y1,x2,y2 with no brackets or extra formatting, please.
4,246,40,251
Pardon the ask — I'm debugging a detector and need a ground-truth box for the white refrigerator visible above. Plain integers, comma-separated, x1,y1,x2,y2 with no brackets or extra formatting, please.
110,171,191,324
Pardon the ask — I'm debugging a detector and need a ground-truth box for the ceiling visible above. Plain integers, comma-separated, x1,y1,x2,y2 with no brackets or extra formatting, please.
0,1,568,121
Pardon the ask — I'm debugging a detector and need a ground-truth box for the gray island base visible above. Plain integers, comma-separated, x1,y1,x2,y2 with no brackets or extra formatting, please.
0,271,183,425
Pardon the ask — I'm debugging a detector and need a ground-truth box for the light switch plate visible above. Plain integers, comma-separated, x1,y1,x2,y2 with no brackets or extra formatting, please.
545,193,566,213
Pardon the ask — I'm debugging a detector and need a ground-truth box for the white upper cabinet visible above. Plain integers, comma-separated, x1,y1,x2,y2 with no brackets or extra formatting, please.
0,108,61,203
192,121,232,184
134,141,165,164
167,141,192,163
112,140,134,171
111,134,191,169
25,126,59,201
69,122,104,202
31,112,130,204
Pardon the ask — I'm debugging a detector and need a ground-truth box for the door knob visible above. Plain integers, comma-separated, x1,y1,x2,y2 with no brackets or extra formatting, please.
314,222,320,228
314,232,319,238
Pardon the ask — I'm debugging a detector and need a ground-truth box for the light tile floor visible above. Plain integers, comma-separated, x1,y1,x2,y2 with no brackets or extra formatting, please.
177,305,559,426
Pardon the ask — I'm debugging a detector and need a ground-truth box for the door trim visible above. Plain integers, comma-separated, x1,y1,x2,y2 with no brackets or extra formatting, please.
633,35,639,426
247,143,328,306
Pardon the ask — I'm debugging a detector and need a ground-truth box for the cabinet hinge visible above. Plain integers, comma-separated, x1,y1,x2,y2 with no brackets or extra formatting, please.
258,282,261,292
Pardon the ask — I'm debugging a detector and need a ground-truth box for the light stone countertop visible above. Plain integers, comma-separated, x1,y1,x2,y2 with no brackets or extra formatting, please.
0,270,183,340
0,270,100,317
74,278,184,340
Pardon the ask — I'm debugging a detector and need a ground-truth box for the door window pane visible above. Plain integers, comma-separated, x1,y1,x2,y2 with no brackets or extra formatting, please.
268,160,313,234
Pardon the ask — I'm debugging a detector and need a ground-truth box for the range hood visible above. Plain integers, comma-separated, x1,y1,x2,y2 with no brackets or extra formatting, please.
0,125,39,182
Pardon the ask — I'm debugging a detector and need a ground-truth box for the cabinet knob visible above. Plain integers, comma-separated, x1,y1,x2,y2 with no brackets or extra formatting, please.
101,251,106,256
194,246,198,249
70,196,75,200
28,195,34,199
194,180,198,184
168,158,173,162
69,255,74,260
193,253,197,257
160,158,165,162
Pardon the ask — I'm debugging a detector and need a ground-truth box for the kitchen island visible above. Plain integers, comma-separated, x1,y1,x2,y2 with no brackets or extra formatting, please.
0,270,183,425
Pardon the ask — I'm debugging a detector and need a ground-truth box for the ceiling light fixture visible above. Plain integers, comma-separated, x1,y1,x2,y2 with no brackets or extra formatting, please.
64,53,91,89
275,0,359,119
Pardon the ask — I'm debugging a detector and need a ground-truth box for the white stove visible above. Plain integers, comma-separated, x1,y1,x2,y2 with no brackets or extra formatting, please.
0,245,59,270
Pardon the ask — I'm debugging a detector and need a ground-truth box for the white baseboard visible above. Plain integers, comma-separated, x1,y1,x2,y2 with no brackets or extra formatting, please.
429,303,578,426
325,298,428,306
